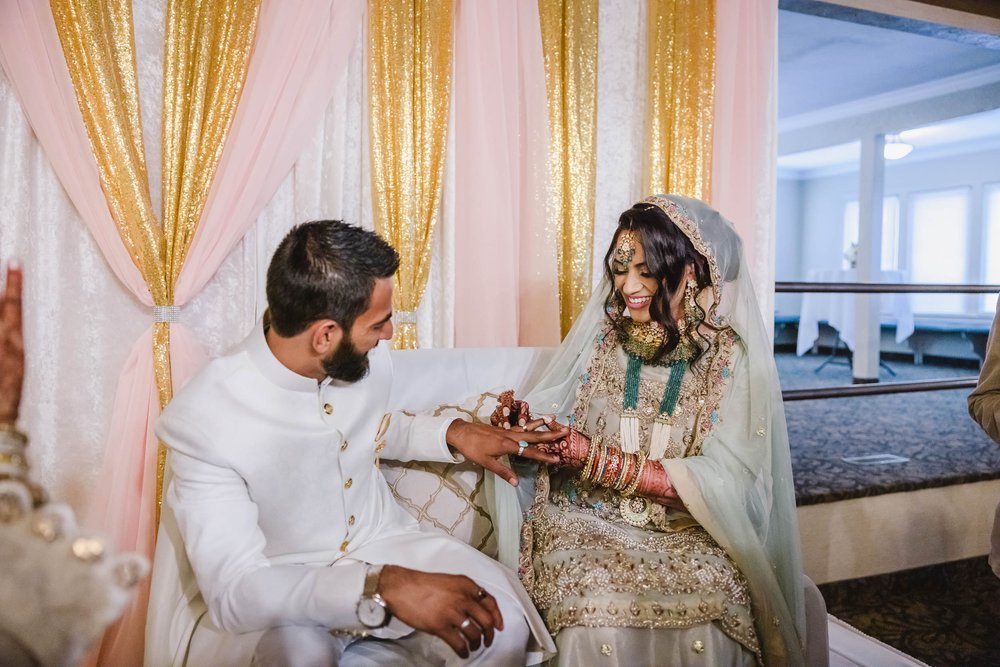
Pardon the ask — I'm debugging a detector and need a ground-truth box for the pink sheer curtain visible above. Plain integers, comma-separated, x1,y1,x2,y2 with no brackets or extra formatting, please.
178,0,365,299
453,0,559,347
710,0,779,325
0,1,150,299
0,0,364,663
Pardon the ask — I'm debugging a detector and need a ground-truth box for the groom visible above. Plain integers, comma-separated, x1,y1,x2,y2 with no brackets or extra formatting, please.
156,220,561,666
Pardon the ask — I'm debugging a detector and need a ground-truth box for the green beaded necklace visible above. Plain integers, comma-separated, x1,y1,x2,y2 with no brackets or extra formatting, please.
620,352,687,454
617,317,696,455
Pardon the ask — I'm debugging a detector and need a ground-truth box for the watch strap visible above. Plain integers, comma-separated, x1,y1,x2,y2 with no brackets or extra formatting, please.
362,564,384,597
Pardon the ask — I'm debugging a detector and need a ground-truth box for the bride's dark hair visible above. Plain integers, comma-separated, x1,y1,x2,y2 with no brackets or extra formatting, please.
603,202,713,365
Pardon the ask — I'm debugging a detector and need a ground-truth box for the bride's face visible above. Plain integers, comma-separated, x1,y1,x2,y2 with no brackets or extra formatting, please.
611,230,657,323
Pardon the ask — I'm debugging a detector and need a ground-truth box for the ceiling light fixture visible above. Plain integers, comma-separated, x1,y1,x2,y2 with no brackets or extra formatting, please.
883,134,913,160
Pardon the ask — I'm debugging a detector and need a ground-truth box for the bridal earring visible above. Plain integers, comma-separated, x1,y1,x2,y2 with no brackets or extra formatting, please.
683,280,698,329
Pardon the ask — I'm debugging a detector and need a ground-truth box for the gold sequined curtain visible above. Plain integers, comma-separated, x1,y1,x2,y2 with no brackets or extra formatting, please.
158,0,259,508
644,0,715,200
162,0,259,292
537,0,599,337
50,0,260,517
368,0,453,349
50,0,165,299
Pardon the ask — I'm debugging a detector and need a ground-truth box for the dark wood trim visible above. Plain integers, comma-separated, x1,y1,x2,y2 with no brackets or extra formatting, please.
911,1,1000,21
780,0,1000,48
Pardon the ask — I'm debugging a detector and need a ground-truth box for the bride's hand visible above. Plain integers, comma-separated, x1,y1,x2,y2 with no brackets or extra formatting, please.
489,390,530,430
516,414,560,433
498,412,590,472
533,423,589,470
0,262,24,425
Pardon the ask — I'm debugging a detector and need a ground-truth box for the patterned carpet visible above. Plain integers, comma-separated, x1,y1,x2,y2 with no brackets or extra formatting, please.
774,351,1000,506
777,351,1000,665
819,557,1000,667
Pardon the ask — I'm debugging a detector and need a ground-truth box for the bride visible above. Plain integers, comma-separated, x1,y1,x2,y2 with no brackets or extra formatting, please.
493,195,805,665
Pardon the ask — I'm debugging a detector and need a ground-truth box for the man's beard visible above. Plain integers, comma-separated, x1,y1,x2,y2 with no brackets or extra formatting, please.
322,331,370,383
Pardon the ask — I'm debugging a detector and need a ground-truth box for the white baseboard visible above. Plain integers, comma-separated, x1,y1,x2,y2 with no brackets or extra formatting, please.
798,478,1000,584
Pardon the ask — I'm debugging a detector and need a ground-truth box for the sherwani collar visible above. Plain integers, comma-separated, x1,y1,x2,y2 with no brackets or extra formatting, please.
246,321,329,394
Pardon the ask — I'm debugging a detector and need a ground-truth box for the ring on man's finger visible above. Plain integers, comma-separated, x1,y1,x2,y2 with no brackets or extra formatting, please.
460,617,474,630
476,588,488,599
517,440,528,457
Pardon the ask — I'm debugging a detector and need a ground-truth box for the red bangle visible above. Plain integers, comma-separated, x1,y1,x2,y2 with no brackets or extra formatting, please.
601,448,622,487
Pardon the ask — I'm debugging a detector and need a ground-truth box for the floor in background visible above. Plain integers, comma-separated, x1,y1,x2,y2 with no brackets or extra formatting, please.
778,352,999,665
774,351,1000,505
820,557,1000,667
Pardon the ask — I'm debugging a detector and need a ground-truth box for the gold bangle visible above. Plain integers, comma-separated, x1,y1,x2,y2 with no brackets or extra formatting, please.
0,423,27,446
614,452,635,491
0,472,46,507
580,437,598,479
600,447,622,487
622,452,640,491
622,454,647,497
0,450,28,470
589,445,608,484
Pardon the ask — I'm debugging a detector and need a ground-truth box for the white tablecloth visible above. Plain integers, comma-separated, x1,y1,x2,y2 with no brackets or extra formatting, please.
795,269,915,356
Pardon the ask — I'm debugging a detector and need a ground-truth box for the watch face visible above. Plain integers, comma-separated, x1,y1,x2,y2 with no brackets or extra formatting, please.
358,597,388,628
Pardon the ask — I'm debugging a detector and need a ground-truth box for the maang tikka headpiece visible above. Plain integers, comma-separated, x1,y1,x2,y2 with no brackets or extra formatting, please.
615,228,639,265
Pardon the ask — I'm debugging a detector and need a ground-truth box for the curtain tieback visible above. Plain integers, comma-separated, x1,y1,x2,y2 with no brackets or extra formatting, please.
395,310,417,324
152,305,180,324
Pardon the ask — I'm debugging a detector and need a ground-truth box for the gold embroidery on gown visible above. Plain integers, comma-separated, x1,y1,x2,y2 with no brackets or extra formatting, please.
521,324,762,663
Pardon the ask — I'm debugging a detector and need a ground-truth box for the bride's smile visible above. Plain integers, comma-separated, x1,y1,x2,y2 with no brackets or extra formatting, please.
624,294,652,310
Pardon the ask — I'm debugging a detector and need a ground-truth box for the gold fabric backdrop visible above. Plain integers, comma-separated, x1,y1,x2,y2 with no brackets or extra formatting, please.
368,0,453,349
644,0,716,201
538,0,599,337
50,0,260,520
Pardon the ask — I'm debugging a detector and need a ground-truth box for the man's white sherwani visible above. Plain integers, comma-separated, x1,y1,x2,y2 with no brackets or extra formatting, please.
150,325,553,665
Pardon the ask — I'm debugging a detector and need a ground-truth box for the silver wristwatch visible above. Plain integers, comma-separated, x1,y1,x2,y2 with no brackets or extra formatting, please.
356,564,390,629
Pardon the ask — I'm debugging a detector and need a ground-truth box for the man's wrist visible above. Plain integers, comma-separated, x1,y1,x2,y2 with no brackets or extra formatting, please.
445,418,466,443
363,563,384,596
357,564,391,628
444,418,469,456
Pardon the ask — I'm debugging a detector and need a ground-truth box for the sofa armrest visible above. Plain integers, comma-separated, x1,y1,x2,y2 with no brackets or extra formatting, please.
389,347,553,412
804,575,829,667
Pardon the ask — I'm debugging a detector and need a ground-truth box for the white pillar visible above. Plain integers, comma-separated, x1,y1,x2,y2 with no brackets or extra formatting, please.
853,134,885,383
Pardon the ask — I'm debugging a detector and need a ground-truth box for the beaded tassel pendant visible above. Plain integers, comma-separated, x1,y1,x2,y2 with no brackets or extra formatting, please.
649,361,686,459
620,355,643,453
649,415,672,459
621,353,687,457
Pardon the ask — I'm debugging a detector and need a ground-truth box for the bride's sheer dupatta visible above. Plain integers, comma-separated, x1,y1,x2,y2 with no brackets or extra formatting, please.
488,195,806,665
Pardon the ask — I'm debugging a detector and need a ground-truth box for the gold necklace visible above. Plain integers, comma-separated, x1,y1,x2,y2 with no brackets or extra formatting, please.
620,318,697,365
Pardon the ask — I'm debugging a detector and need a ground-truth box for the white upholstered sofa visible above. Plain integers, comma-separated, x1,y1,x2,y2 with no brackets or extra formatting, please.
144,346,829,666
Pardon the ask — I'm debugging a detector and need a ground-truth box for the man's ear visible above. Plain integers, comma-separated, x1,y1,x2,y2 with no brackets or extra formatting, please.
309,319,342,355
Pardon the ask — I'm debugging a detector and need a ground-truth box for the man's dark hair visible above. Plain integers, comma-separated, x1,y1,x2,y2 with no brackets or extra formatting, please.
266,220,399,337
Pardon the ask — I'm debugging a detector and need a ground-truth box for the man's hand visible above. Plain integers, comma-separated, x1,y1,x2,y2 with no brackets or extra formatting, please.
446,419,565,487
0,262,24,425
377,565,503,658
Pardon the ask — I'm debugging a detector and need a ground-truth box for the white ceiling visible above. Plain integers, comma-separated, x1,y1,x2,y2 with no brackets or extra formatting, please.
777,107,1000,175
779,10,1000,118
777,9,1000,173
